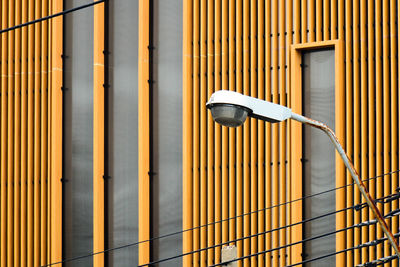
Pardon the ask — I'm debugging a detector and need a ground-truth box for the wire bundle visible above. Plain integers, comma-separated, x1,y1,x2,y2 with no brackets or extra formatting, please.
39,169,400,267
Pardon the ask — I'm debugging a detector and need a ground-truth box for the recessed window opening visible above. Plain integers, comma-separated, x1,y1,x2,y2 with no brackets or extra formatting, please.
302,49,336,266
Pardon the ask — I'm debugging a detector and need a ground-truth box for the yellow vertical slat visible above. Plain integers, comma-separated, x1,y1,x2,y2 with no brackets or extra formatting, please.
199,0,207,264
192,0,200,265
228,0,236,249
382,0,391,263
14,0,22,266
353,0,361,264
27,0,34,265
183,0,193,265
345,0,353,265
7,2,15,267
360,0,368,262
316,0,322,41
40,0,48,264
7,0,15,266
221,0,228,251
257,0,265,266
337,1,345,266
243,0,250,266
291,1,300,265
237,0,245,265
20,0,28,265
207,0,215,264
93,1,105,266
293,0,299,45
375,0,383,262
302,0,311,43
47,0,52,262
0,1,7,266
331,0,337,39
264,1,272,265
310,0,315,42
138,0,151,265
301,0,307,42
323,0,329,40
250,0,257,265
213,0,221,263
290,48,302,266
50,0,63,264
367,0,376,262
279,0,287,265
272,0,279,265
33,0,42,265
391,0,398,264
286,0,292,261
335,42,346,267
338,0,344,40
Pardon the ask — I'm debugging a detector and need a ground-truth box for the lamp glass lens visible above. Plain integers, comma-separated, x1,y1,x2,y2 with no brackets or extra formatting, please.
210,104,249,127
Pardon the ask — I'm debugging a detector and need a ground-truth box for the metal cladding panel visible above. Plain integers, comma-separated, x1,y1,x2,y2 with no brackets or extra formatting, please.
152,0,183,265
63,0,94,266
107,0,139,265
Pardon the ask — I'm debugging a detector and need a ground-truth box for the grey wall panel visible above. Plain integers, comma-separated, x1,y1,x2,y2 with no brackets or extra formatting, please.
107,0,139,266
63,1,94,266
302,49,336,267
152,0,183,265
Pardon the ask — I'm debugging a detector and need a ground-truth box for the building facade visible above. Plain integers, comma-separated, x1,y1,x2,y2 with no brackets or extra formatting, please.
1,0,400,267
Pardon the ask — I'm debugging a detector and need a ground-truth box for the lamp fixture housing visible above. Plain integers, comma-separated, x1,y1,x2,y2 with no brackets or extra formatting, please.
206,90,292,127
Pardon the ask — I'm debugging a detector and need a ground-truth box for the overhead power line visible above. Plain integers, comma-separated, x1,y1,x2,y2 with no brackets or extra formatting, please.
356,254,398,267
0,0,105,35
41,169,400,267
211,231,400,267
141,191,400,267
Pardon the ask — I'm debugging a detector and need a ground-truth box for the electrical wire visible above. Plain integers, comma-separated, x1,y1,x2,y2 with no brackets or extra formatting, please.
41,169,400,267
0,0,105,35
139,191,400,267
210,230,400,267
286,238,400,267
356,254,398,267
42,204,356,267
284,247,356,267
208,226,359,266
136,205,365,267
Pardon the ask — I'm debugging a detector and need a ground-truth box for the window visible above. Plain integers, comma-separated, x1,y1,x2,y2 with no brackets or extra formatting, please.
290,41,345,265
302,49,336,266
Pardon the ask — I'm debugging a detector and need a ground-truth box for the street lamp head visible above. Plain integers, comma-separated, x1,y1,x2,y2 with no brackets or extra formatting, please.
206,90,292,127
208,103,251,127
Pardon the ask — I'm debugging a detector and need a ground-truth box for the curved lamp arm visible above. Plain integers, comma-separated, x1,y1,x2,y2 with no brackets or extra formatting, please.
291,112,400,258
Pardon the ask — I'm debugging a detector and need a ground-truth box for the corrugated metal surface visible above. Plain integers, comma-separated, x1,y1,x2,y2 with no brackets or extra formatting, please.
0,0,63,266
182,0,400,266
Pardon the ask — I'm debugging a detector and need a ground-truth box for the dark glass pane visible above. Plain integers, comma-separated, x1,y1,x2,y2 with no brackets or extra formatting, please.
302,49,336,266
63,1,94,266
151,0,183,265
106,0,139,265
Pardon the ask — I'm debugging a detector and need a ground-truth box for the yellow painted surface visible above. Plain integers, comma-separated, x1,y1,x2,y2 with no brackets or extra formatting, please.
182,0,193,265
183,1,400,266
0,0,63,265
93,1,105,267
50,0,63,264
207,0,215,265
345,0,354,265
138,0,150,265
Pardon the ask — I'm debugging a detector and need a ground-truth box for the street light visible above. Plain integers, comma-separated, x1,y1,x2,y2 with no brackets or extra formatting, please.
206,90,400,259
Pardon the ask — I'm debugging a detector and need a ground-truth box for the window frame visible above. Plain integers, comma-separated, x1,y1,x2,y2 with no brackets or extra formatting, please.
290,40,345,265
